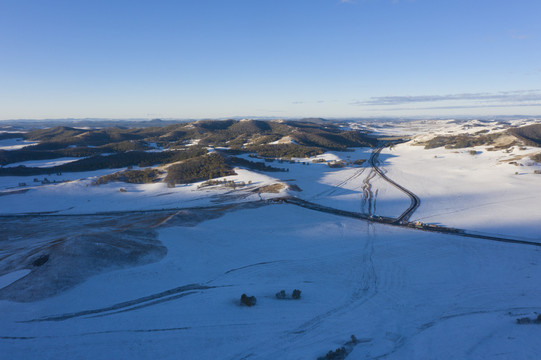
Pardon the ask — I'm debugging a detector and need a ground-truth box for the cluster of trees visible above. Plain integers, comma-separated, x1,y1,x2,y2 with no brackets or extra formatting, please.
245,144,324,159
94,168,162,185
227,156,287,172
165,153,235,185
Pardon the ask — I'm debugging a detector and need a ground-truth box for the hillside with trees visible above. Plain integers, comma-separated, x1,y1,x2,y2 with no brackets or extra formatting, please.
165,153,235,185
0,119,377,181
508,124,541,146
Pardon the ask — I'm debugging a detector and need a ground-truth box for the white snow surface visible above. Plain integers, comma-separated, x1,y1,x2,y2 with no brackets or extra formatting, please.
1,205,540,359
0,270,31,290
0,168,284,214
380,141,541,240
4,157,83,168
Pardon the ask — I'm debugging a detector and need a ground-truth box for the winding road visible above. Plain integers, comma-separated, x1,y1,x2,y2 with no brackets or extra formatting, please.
368,146,420,223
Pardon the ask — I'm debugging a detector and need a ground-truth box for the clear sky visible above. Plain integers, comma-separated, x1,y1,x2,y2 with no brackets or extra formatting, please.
1,0,540,120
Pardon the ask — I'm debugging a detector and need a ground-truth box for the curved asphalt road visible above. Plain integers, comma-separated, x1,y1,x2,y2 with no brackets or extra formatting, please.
369,147,421,223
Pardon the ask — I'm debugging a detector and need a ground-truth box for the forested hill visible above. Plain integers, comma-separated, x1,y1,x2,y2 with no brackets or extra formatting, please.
0,119,377,175
19,119,376,150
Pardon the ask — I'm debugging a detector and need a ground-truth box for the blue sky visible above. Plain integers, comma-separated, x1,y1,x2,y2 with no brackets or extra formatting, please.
1,0,540,120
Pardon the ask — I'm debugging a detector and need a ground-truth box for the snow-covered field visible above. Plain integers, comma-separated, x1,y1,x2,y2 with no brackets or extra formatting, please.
0,168,283,214
1,205,540,359
381,144,541,240
0,137,36,150
1,119,541,359
4,157,83,168
377,119,541,240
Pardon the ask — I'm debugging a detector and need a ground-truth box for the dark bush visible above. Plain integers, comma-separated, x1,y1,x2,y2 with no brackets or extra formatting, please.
292,289,301,299
318,347,347,360
240,294,257,306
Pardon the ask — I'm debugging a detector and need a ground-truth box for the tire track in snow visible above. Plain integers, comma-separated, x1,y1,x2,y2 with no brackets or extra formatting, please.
22,283,217,322
361,169,377,216
286,226,378,340
227,224,379,360
311,166,367,201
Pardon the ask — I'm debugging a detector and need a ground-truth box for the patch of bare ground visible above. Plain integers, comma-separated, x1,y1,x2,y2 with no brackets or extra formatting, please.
491,134,520,149
498,152,541,164
255,183,285,193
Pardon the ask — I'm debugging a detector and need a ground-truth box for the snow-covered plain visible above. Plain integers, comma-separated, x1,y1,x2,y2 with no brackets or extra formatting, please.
1,205,541,359
1,118,541,359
